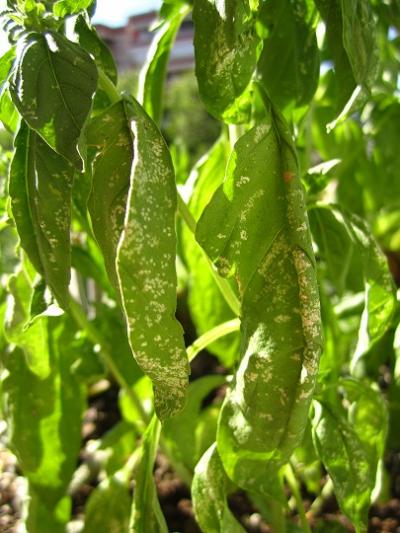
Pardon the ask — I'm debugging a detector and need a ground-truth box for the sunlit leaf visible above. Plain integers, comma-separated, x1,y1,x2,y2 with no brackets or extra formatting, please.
196,93,322,496
116,97,189,420
192,443,246,533
10,32,97,169
9,122,74,308
193,0,260,123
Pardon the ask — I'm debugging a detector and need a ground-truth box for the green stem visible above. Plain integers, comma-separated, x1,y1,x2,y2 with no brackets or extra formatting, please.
177,195,241,316
98,68,121,104
284,463,311,533
269,500,287,533
68,297,148,422
309,477,333,515
187,318,240,361
228,124,240,149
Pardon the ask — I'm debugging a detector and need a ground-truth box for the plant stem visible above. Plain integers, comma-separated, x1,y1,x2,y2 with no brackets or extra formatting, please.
68,296,148,422
309,477,333,515
176,195,241,316
98,68,121,103
228,124,240,149
186,318,240,361
284,463,311,533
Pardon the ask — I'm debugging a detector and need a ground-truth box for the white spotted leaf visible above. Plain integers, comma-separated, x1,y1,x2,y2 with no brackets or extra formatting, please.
87,101,132,292
182,137,240,367
116,97,189,421
10,32,98,170
196,94,322,496
193,0,260,123
9,122,74,309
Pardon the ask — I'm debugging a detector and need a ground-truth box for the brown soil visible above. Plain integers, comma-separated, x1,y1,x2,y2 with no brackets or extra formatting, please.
2,381,400,532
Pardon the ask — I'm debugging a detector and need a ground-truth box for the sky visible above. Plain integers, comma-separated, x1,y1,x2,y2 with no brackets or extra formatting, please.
0,0,162,53
93,0,162,26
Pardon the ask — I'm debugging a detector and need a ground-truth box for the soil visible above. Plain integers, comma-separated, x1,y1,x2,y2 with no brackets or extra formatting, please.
2,379,400,533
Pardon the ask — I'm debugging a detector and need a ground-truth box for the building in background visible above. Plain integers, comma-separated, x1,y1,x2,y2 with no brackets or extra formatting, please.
96,11,194,73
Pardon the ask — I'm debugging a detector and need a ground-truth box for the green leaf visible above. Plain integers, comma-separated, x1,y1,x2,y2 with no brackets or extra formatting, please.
314,0,357,112
257,0,320,110
309,205,354,295
71,243,113,296
312,400,375,531
163,375,225,472
2,287,84,530
53,0,95,18
341,378,388,483
92,302,143,387
87,101,131,292
9,122,74,309
192,443,246,533
182,137,240,367
10,32,98,169
344,212,396,366
83,475,131,533
0,47,18,132
196,94,322,496
138,2,190,124
193,0,260,123
4,266,52,378
0,48,15,85
130,416,168,533
0,87,19,132
73,15,118,85
116,97,189,421
340,0,379,87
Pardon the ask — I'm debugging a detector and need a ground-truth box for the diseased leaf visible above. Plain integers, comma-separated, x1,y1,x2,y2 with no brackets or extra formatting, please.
182,138,240,367
10,32,98,169
192,443,246,533
138,1,190,124
193,0,260,123
130,416,168,533
9,122,74,309
257,0,320,110
196,94,322,496
116,97,189,420
87,101,131,292
312,400,375,530
163,375,226,472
